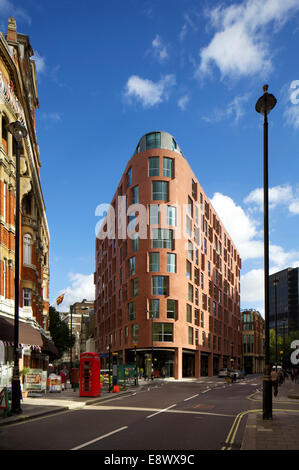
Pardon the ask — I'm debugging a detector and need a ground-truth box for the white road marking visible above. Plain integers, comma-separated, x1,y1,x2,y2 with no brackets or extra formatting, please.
71,426,128,450
146,404,177,419
184,394,199,402
201,388,210,394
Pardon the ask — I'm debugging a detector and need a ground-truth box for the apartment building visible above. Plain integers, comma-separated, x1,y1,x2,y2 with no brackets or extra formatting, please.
94,131,242,378
242,309,264,374
0,18,52,370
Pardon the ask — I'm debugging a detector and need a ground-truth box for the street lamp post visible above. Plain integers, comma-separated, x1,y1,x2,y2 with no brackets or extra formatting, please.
273,278,279,371
6,121,28,414
255,85,277,420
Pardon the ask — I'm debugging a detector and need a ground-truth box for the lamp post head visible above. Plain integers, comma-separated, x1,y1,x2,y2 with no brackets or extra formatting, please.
255,84,277,115
6,120,28,142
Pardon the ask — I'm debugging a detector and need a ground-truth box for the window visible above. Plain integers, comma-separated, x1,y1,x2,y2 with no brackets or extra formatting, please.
153,322,173,342
188,327,194,345
149,205,159,225
3,182,7,222
152,181,169,201
163,157,173,178
23,288,31,307
195,329,199,346
131,278,138,297
129,257,136,276
132,186,139,204
186,304,192,322
167,253,176,273
149,299,160,318
132,324,139,343
2,259,6,297
152,276,169,295
132,234,139,252
188,283,193,302
167,206,176,226
188,240,193,260
127,167,132,187
201,311,204,328
167,299,177,319
149,252,160,272
23,234,32,265
202,331,206,347
186,260,192,280
146,132,161,149
192,180,197,200
172,138,177,151
128,302,136,321
149,157,159,176
186,216,192,237
188,196,193,217
152,228,173,249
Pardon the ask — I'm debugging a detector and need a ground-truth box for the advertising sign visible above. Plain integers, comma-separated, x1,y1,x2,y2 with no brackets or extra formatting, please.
24,369,44,392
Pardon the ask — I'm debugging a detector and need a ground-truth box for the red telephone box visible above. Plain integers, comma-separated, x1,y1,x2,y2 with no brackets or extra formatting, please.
79,352,101,397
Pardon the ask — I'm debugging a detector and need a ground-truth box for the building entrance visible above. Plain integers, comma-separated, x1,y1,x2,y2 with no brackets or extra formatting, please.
182,351,195,377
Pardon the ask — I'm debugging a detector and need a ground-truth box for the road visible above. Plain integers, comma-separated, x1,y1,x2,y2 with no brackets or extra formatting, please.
0,375,263,452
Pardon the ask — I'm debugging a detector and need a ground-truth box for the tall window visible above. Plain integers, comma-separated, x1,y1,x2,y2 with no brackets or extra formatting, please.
146,132,161,149
167,299,177,319
152,228,173,249
131,278,138,297
23,288,31,307
149,157,159,176
23,234,32,265
167,253,176,273
127,167,132,187
149,299,160,318
167,206,176,226
132,186,139,204
3,182,7,222
149,205,159,225
128,302,136,321
188,327,193,345
149,252,160,272
163,157,173,178
129,257,136,276
3,258,6,298
186,260,192,280
152,181,169,201
132,324,139,343
186,304,192,322
152,276,169,295
153,323,173,342
132,234,139,252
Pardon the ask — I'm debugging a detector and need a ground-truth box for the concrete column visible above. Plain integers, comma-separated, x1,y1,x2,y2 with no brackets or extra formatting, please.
174,346,182,379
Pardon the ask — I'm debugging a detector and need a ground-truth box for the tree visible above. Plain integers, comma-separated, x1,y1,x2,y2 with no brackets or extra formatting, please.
49,306,75,358
269,328,299,368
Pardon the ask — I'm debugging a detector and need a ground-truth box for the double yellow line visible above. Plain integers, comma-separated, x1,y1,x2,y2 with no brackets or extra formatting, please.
221,409,261,450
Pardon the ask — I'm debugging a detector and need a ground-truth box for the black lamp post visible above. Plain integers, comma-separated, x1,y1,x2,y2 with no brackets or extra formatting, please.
255,85,277,420
6,120,28,414
273,278,279,371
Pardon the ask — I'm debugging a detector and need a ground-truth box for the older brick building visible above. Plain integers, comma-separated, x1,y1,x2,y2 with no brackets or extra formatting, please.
94,131,241,378
0,18,52,370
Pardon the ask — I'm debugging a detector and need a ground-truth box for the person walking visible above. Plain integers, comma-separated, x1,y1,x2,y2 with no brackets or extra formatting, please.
271,367,279,397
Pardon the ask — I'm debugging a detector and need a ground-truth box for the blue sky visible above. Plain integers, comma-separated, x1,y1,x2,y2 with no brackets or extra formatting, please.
2,0,299,315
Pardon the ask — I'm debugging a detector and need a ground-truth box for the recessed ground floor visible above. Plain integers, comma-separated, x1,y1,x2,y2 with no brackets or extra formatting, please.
100,346,241,379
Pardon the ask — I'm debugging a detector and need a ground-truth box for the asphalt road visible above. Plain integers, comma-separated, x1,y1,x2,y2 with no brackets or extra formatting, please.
0,375,263,452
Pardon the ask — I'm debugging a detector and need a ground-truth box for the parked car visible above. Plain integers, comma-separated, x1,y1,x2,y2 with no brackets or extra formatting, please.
231,370,245,379
218,368,232,377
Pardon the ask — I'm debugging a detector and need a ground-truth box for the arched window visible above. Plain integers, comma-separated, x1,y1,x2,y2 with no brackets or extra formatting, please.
23,233,32,265
1,115,8,154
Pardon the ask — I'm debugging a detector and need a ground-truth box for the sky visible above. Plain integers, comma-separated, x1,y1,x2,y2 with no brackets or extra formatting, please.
1,0,299,316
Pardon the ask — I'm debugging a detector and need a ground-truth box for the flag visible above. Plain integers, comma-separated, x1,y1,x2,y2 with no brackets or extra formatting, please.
56,293,65,305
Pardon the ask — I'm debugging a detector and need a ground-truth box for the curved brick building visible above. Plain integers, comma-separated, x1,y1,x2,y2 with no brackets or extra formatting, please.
94,131,241,379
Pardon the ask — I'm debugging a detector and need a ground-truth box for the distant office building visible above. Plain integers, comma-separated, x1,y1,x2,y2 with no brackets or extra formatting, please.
269,268,299,336
94,131,242,378
242,309,264,374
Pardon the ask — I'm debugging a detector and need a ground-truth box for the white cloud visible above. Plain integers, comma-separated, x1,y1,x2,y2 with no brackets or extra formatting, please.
152,34,168,61
241,269,264,303
54,273,95,312
40,112,61,121
202,93,250,123
124,74,176,108
32,51,46,75
197,0,299,79
284,102,299,129
178,95,189,110
210,192,263,260
244,184,294,209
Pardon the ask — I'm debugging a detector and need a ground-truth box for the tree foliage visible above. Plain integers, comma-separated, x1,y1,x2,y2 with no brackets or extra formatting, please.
49,306,75,358
269,328,299,367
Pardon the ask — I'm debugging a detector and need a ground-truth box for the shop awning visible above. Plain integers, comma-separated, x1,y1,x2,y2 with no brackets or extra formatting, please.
0,316,58,356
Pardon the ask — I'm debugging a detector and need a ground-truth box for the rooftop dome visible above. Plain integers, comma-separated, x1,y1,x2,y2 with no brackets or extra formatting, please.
134,131,183,156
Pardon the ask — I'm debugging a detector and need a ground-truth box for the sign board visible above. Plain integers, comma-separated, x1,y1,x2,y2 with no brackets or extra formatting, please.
0,387,8,410
48,374,62,392
24,369,46,393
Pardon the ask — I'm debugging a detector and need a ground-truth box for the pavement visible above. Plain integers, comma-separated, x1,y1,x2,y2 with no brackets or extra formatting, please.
1,375,299,450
